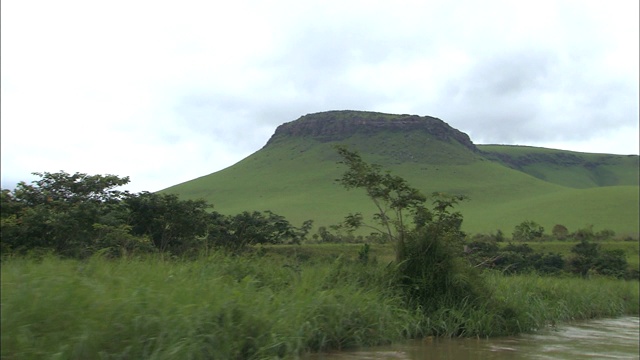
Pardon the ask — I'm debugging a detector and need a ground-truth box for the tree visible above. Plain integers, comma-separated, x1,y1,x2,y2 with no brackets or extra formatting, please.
512,220,545,242
335,146,480,312
125,192,211,254
335,145,429,261
568,239,628,278
568,239,600,276
12,171,130,206
1,171,131,256
207,210,313,253
551,224,569,240
593,249,627,278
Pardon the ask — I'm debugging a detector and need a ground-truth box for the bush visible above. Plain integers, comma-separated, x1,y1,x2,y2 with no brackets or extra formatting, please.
572,226,595,241
512,221,545,242
531,252,565,274
568,239,629,278
464,238,499,269
552,224,569,240
594,249,628,278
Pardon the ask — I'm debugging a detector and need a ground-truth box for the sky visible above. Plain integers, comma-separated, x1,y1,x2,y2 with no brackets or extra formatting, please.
2,0,638,193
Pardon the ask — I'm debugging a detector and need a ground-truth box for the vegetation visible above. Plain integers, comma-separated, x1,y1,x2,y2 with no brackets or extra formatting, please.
2,254,637,359
1,142,638,358
334,146,485,316
1,172,311,258
479,144,640,188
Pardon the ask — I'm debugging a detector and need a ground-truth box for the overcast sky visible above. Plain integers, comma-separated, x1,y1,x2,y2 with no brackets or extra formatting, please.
2,0,638,192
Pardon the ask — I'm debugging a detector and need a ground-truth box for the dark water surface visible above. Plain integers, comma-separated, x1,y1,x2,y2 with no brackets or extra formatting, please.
307,316,639,359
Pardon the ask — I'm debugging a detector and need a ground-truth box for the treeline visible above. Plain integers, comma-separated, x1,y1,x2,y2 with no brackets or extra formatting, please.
1,170,635,280
311,219,629,245
464,220,634,279
0,172,312,258
309,221,635,280
464,238,633,279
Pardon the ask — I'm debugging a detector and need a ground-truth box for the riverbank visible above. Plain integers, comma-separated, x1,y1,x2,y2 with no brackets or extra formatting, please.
2,253,638,359
306,316,640,359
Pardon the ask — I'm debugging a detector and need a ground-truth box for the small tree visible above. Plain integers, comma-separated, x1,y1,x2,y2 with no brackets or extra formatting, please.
335,146,481,312
594,249,627,278
125,192,211,254
335,145,429,261
207,210,312,253
568,239,600,276
573,225,595,241
569,239,628,278
552,224,569,240
512,220,545,242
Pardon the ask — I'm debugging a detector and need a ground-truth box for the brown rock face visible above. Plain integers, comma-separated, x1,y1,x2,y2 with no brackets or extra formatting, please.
266,110,477,152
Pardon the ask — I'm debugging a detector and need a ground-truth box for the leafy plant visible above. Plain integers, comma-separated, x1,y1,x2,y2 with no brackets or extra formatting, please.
208,210,313,253
1,171,131,257
512,220,545,242
552,224,569,240
335,145,430,261
568,239,629,278
335,145,481,312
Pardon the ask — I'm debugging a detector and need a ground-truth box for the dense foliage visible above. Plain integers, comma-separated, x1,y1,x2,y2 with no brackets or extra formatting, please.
465,235,633,279
1,172,310,257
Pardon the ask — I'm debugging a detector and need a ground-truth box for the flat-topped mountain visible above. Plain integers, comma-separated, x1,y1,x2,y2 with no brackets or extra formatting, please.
265,110,477,152
162,110,639,236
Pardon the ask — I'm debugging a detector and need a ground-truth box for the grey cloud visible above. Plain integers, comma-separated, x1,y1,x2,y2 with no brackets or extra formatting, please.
434,48,638,145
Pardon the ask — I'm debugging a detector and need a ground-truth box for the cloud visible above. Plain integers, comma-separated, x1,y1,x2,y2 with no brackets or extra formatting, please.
1,0,638,192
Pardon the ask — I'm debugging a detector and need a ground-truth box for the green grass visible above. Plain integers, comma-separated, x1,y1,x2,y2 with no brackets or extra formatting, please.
484,272,639,329
478,144,639,188
2,253,638,359
1,254,414,359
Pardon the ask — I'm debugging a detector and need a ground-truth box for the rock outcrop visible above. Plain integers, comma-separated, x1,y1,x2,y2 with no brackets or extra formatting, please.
265,110,478,152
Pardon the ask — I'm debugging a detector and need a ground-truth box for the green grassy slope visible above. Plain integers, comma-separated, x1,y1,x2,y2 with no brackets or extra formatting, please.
478,145,639,188
163,128,639,236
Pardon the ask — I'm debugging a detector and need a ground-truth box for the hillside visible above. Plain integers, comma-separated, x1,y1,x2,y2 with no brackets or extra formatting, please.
479,145,639,188
162,110,639,236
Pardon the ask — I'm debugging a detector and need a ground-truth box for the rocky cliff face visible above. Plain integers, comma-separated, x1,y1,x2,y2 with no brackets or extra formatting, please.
265,110,478,152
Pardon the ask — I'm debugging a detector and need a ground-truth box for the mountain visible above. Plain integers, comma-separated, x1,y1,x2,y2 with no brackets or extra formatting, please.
161,110,639,236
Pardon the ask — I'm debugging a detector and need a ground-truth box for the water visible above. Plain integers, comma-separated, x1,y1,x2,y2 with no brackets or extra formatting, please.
307,316,639,359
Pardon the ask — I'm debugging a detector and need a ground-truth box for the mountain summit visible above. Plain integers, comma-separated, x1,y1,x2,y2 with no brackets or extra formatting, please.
265,110,477,152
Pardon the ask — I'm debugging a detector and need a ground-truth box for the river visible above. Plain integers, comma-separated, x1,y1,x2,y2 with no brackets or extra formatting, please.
306,316,639,359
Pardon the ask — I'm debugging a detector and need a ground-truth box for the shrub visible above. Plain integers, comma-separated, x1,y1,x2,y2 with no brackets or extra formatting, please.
465,238,499,269
335,145,485,314
531,252,565,274
568,239,629,278
551,224,569,240
512,221,545,242
594,249,628,278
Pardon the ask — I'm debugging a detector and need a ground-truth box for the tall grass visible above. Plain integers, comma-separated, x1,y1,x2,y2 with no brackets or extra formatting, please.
483,272,640,333
1,254,415,359
2,254,638,359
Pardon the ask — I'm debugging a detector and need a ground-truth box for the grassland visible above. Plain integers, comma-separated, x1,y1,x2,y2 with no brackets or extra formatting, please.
478,145,639,188
2,250,638,359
